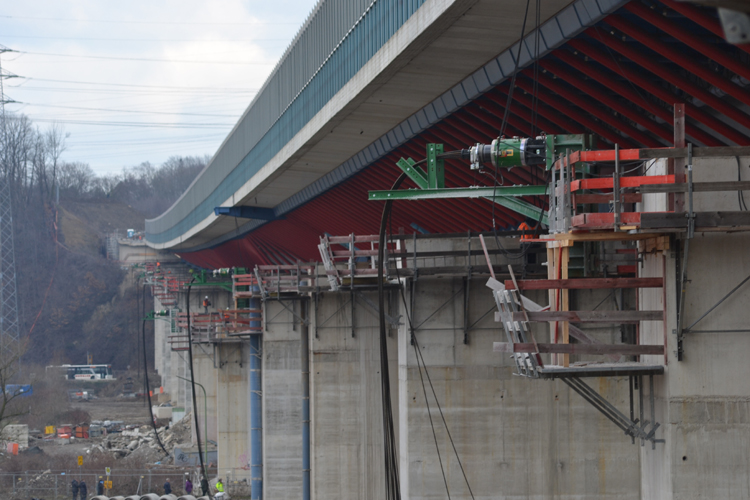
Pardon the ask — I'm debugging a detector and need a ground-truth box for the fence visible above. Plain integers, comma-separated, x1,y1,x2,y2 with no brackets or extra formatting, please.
0,468,251,499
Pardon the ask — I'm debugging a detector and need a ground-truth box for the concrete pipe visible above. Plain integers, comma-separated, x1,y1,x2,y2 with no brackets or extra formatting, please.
159,495,178,500
91,496,109,500
177,496,197,500
140,494,161,500
124,496,141,500
109,496,126,500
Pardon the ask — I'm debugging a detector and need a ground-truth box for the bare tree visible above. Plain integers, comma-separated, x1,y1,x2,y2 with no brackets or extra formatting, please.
0,339,27,430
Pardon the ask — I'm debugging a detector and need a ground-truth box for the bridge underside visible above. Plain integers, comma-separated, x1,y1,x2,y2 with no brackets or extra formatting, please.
174,0,750,269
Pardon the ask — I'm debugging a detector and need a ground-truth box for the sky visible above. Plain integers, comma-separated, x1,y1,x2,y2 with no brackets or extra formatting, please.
0,0,318,175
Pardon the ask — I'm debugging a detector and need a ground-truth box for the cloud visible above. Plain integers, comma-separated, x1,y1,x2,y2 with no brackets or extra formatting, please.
1,0,315,174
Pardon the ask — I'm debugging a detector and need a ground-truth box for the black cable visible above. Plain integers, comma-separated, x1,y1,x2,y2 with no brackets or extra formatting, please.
185,277,211,491
378,175,406,500
492,0,531,241
388,208,451,500
141,283,169,457
737,157,748,211
384,182,476,500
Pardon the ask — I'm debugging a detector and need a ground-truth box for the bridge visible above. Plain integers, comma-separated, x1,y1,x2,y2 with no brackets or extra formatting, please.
143,1,750,499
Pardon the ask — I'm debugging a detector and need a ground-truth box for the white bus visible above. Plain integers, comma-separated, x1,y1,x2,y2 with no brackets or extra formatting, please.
46,364,115,381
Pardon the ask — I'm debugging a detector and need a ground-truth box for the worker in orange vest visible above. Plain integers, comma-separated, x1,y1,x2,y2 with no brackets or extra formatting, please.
518,222,532,240
203,296,211,313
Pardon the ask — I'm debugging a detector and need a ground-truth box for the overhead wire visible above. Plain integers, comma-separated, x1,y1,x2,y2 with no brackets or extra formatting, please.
0,14,299,25
490,0,537,262
13,50,276,65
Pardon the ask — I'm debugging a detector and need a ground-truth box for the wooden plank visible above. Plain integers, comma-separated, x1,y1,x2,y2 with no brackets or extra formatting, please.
641,211,750,229
561,246,569,367
511,310,663,323
571,175,674,192
493,342,665,355
506,277,664,290
640,181,750,194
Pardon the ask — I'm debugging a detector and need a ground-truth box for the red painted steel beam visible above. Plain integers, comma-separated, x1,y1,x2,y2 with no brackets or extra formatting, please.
540,59,673,144
505,277,664,290
530,70,658,147
605,16,750,107
660,0,750,56
478,95,565,134
626,2,750,82
514,77,636,147
572,174,675,191
552,50,725,146
484,88,585,134
578,32,750,139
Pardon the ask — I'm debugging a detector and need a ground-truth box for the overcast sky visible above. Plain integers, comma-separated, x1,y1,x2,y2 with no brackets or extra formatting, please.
1,1,317,175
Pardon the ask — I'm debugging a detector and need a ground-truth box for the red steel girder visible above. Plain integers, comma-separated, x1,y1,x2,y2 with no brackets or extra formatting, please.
514,77,635,147
605,16,750,107
552,50,724,146
579,31,750,138
660,0,750,56
477,97,562,136
626,2,750,82
482,91,584,134
539,59,673,144
529,70,658,147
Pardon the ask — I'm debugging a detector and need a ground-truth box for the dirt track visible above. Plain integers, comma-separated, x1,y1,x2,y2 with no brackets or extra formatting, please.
70,397,152,426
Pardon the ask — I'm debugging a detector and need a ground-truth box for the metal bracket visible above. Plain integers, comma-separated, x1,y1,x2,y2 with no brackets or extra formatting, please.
718,8,750,44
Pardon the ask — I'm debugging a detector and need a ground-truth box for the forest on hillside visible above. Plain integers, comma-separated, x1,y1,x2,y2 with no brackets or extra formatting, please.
0,113,206,370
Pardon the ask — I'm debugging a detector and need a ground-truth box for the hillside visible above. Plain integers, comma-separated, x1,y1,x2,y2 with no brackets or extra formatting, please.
17,198,153,370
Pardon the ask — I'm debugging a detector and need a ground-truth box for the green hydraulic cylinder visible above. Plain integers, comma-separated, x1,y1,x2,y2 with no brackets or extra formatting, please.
469,134,594,170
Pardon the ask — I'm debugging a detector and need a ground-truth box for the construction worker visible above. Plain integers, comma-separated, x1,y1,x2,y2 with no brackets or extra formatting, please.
200,476,209,497
518,222,532,240
163,478,172,495
184,474,193,495
79,480,87,500
215,478,225,499
203,296,212,314
71,479,79,500
96,478,104,496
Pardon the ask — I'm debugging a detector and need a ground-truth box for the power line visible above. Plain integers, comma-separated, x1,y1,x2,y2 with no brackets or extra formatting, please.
17,77,259,92
1,35,290,42
0,14,299,25
24,102,241,118
29,118,232,128
15,50,276,64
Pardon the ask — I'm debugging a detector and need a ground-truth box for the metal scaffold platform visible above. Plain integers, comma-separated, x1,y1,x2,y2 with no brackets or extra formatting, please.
363,111,750,447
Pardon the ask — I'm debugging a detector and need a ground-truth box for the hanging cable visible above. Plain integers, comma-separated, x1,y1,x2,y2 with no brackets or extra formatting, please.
381,179,476,500
492,0,532,241
737,157,748,211
185,277,211,492
141,283,169,457
378,174,406,500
